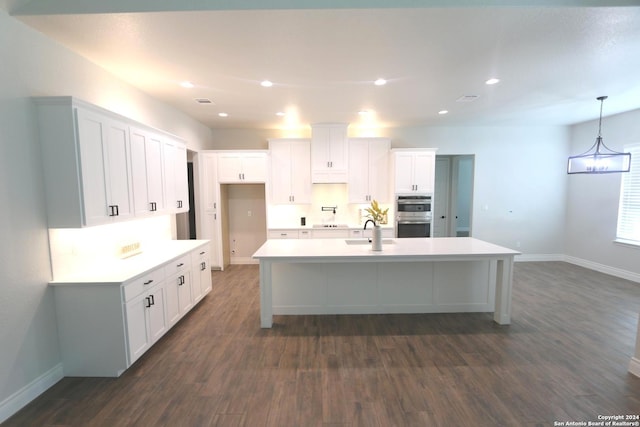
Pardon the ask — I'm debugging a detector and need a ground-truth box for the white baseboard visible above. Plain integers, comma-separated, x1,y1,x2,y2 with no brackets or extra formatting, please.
230,257,259,265
515,253,564,262
564,255,640,283
629,357,640,378
0,363,64,423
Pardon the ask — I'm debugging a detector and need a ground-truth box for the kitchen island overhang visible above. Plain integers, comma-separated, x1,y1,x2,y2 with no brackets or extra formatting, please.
252,237,520,328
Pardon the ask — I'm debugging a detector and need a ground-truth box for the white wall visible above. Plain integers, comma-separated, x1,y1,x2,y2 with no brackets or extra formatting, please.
0,10,211,421
212,125,570,256
565,108,640,276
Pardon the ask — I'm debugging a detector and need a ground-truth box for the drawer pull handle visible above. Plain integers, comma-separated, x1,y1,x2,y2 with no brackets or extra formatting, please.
200,251,205,255
143,279,153,285
177,263,184,267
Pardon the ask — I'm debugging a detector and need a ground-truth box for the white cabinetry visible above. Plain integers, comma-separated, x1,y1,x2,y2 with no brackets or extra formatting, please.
163,141,189,212
192,247,213,303
164,254,193,326
348,138,391,203
311,123,349,183
393,149,437,194
194,152,223,269
124,270,167,365
75,106,134,225
268,229,301,239
35,97,189,227
269,139,312,204
217,151,267,183
130,127,166,215
51,241,209,377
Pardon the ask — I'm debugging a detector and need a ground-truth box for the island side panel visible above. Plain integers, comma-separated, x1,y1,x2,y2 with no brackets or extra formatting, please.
493,256,515,325
433,260,494,312
260,261,273,328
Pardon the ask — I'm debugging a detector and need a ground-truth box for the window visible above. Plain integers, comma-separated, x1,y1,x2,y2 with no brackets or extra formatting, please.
616,143,640,245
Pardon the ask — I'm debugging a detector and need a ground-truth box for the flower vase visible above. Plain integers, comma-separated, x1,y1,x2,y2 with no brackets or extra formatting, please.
372,225,382,251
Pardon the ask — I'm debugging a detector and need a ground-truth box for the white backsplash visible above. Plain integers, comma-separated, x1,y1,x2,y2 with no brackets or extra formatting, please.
48,215,173,279
266,184,393,228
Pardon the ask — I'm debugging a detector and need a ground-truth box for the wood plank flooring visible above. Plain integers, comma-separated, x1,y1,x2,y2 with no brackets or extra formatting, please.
5,262,640,426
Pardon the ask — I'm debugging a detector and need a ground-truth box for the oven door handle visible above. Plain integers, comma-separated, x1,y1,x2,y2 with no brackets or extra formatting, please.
397,220,431,224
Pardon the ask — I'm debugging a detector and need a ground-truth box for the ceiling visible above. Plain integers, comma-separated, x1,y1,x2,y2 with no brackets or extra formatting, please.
9,0,640,130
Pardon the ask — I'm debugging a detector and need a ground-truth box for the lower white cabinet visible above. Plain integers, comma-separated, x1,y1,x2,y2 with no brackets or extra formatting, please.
125,279,167,365
192,247,213,302
51,241,210,377
164,254,193,326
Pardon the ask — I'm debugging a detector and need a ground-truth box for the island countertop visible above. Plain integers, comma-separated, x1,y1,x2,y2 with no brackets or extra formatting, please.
253,237,520,261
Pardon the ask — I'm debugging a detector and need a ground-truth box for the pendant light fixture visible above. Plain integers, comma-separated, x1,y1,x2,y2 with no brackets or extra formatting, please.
567,96,631,174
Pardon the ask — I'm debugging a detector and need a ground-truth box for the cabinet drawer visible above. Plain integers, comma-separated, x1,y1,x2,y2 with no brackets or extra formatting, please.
123,268,165,302
165,254,191,276
268,230,299,239
298,230,311,239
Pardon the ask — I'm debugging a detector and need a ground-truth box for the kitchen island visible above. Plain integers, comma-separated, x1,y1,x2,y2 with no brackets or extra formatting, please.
252,237,519,328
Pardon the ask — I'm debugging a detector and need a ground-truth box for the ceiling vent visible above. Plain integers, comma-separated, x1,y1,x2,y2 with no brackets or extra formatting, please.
456,95,479,103
195,98,213,104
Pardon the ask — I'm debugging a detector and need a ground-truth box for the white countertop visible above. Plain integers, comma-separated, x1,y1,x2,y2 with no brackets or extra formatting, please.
50,239,209,285
253,237,519,261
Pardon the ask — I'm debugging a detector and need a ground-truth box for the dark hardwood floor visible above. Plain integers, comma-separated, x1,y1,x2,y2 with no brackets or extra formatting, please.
5,262,640,426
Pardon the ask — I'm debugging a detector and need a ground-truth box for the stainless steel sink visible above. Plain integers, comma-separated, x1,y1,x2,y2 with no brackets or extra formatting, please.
344,238,395,245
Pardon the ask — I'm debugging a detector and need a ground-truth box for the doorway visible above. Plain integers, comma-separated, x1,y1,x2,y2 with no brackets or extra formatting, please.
433,155,474,237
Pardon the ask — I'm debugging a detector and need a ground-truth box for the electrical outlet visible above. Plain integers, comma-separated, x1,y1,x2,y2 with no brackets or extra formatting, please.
119,241,141,258
248,210,252,217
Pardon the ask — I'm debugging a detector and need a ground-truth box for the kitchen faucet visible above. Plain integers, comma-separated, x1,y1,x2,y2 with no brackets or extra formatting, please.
363,219,375,242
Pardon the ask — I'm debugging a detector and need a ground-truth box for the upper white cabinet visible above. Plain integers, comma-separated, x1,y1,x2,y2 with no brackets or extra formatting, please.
393,149,437,194
268,138,312,204
130,127,166,215
217,151,267,183
311,123,349,183
35,97,190,227
163,141,189,212
348,138,391,203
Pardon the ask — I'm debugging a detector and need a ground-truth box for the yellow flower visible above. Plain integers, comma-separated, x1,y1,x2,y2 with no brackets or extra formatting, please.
364,199,388,225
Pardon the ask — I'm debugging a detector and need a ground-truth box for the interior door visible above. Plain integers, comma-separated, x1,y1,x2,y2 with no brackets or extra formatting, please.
433,157,451,237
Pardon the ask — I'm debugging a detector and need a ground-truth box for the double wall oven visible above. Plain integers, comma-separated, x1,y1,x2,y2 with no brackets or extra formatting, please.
395,194,432,238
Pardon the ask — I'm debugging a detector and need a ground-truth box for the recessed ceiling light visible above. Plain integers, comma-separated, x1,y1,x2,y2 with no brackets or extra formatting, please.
485,78,500,85
261,80,273,88
180,81,194,89
276,112,286,117
194,98,213,104
358,110,371,115
374,78,387,86
218,112,228,117
438,110,449,115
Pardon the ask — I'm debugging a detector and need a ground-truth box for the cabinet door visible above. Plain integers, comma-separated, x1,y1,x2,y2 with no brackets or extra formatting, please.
163,141,177,210
311,124,348,183
196,249,212,296
125,293,151,364
201,153,218,212
104,119,134,221
242,153,267,182
174,144,189,212
348,139,370,203
147,285,167,343
76,108,111,226
146,134,166,213
217,153,243,182
164,276,181,326
367,140,391,202
394,152,417,194
270,140,310,204
269,142,293,204
178,272,193,313
290,141,312,203
413,151,435,193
